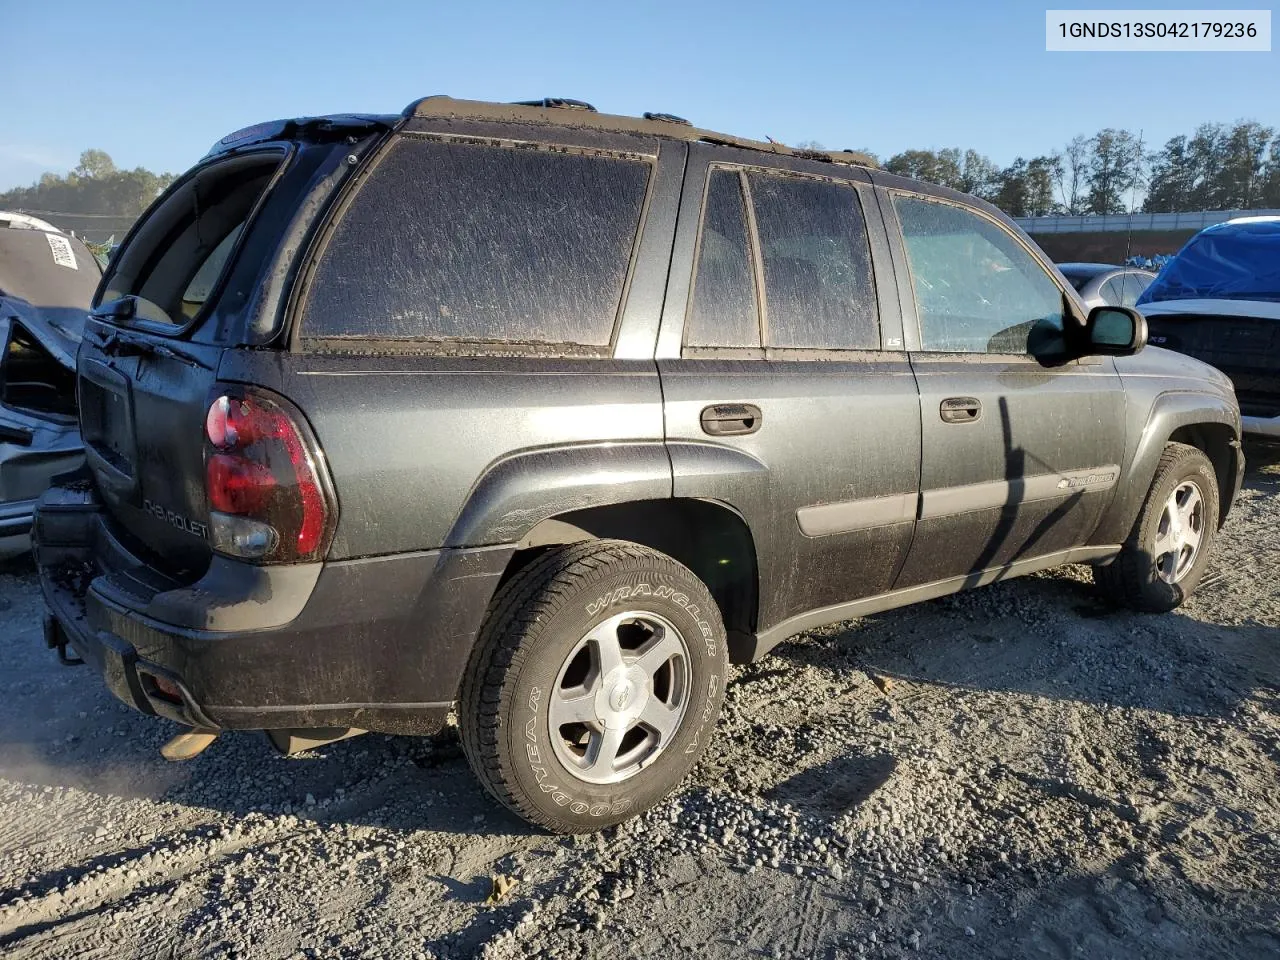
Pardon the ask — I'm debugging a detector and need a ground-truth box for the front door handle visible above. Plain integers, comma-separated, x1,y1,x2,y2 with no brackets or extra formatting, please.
700,403,762,436
940,397,981,423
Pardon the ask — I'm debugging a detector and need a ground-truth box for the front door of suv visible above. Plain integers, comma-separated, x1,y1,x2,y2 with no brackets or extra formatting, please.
657,146,921,644
878,185,1127,588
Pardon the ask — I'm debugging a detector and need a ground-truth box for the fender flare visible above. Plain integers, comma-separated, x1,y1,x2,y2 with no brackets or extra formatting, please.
444,441,672,548
1093,390,1241,545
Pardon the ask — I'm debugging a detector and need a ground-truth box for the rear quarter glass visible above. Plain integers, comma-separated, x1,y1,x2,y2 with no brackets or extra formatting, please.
298,136,652,353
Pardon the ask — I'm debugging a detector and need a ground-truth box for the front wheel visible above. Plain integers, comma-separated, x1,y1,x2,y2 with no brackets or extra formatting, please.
458,540,728,833
1094,442,1220,612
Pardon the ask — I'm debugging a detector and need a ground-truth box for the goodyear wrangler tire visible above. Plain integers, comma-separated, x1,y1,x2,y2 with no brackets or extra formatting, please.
458,540,728,833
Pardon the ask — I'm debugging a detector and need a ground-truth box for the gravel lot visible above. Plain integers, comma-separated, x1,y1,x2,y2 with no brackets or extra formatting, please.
2,442,1277,960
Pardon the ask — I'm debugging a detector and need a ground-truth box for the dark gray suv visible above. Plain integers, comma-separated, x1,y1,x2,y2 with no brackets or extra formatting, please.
35,97,1244,833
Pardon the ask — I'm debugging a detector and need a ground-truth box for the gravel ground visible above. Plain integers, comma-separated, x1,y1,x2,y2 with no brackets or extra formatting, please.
2,442,1277,960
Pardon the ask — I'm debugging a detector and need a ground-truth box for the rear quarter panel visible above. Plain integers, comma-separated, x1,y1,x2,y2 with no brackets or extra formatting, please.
216,352,669,557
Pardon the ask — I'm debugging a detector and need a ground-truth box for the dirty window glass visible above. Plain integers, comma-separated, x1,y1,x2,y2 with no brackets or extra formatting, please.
685,170,760,349
746,172,878,350
304,138,651,348
894,196,1063,353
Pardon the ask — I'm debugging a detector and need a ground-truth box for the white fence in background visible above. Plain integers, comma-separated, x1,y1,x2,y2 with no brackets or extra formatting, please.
1016,209,1280,234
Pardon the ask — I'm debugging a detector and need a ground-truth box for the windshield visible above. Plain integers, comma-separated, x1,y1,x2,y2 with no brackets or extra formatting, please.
1139,225,1280,304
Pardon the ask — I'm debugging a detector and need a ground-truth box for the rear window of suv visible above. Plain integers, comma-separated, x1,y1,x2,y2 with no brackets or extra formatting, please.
99,151,284,329
301,137,652,353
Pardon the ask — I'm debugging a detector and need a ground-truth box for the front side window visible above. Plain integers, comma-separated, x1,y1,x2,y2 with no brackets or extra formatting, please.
303,138,651,351
747,172,879,350
894,195,1064,354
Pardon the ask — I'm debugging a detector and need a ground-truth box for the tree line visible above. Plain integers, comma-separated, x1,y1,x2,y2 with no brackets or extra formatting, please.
0,150,175,218
807,120,1280,218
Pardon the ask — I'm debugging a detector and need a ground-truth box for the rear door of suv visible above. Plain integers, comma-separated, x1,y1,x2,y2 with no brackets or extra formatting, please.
875,177,1128,587
657,145,920,643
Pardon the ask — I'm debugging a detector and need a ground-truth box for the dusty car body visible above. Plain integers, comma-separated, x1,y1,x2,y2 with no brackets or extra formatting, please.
0,220,98,557
32,99,1243,833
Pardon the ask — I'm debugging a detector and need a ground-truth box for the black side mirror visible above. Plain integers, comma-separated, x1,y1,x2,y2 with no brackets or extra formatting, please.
1084,305,1147,356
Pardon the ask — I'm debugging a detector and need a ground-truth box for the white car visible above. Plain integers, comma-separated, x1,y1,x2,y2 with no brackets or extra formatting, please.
0,211,62,233
0,214,98,556
1057,262,1155,311
1138,216,1280,439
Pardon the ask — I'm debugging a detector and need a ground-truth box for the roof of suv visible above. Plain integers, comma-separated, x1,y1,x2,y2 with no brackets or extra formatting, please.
209,96,879,171
403,96,878,169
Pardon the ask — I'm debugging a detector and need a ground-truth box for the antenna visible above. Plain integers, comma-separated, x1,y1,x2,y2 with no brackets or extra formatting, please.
1122,128,1145,268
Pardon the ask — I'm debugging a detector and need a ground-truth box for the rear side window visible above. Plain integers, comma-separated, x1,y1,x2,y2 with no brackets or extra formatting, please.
747,172,878,350
1119,272,1151,307
1098,275,1126,306
303,138,651,351
685,170,760,348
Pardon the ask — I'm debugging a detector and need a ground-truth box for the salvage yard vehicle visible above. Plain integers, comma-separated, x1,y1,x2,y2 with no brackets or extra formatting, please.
1056,262,1156,311
0,217,96,557
1138,216,1280,439
34,98,1244,833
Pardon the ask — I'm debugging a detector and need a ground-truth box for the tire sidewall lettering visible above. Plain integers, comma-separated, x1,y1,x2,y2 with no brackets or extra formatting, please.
516,572,724,820
585,581,718,659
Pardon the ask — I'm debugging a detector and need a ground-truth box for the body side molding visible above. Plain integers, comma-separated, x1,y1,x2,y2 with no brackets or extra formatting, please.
919,465,1120,520
796,493,916,537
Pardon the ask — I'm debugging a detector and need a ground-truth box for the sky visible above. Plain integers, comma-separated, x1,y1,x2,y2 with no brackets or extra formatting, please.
2,0,1277,191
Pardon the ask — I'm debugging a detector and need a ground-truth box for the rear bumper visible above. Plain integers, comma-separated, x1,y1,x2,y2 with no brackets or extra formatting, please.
1241,414,1280,439
34,479,512,734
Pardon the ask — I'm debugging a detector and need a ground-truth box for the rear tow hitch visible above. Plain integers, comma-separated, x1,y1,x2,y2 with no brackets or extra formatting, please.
44,615,84,666
160,728,220,761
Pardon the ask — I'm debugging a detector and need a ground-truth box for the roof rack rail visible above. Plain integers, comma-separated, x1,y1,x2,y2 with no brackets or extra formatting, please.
643,111,691,125
512,98,597,112
399,98,877,171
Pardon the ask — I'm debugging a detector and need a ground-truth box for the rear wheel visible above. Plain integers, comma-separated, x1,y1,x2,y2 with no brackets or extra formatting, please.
1095,442,1220,612
458,540,728,833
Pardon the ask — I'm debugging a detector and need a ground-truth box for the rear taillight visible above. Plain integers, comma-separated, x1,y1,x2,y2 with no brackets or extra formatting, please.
203,388,336,563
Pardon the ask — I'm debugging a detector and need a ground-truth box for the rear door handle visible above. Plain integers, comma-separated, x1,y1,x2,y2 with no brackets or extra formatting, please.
700,403,762,436
940,397,981,424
